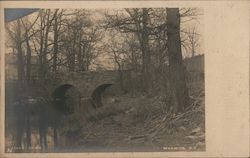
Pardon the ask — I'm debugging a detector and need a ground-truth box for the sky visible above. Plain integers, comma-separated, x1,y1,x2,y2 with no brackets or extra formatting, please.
5,8,204,70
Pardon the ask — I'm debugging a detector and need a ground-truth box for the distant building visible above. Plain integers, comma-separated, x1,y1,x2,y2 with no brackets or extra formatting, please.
5,53,39,80
184,54,204,74
5,53,17,80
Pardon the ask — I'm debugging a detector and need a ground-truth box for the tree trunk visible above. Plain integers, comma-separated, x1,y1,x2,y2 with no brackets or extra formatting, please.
68,29,77,71
38,11,45,79
69,40,76,71
25,32,31,83
16,20,24,86
138,9,151,93
78,34,85,71
78,44,82,71
166,8,190,113
191,39,195,57
113,51,125,92
53,10,59,72
42,10,51,76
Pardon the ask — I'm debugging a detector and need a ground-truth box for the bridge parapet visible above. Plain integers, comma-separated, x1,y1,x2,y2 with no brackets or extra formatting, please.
51,70,121,98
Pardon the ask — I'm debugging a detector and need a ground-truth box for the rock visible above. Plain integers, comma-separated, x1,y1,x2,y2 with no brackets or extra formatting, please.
198,133,205,140
190,127,201,135
196,141,205,149
185,135,199,140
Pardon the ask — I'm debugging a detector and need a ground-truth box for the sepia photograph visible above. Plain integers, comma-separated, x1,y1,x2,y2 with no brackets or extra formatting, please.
0,1,249,157
4,7,205,153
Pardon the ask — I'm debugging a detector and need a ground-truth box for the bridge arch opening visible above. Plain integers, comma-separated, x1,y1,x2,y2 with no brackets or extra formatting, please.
91,83,113,109
52,84,81,115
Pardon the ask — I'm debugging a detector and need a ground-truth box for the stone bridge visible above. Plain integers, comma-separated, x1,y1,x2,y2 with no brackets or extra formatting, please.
51,70,121,97
48,70,128,114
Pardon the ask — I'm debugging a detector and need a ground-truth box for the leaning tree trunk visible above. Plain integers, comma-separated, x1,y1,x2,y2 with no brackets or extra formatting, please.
166,8,190,113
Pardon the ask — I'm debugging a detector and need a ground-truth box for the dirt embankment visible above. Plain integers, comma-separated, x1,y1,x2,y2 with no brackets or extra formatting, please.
59,82,205,152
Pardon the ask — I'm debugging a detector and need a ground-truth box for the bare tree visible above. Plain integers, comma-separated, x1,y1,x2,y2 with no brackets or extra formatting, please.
31,9,58,78
6,20,25,87
20,15,39,82
166,8,190,113
52,9,59,72
16,20,24,86
104,8,153,93
59,10,102,72
104,31,128,91
186,25,200,57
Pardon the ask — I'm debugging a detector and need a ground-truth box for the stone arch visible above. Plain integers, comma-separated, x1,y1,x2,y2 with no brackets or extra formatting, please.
91,83,113,108
52,84,81,115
